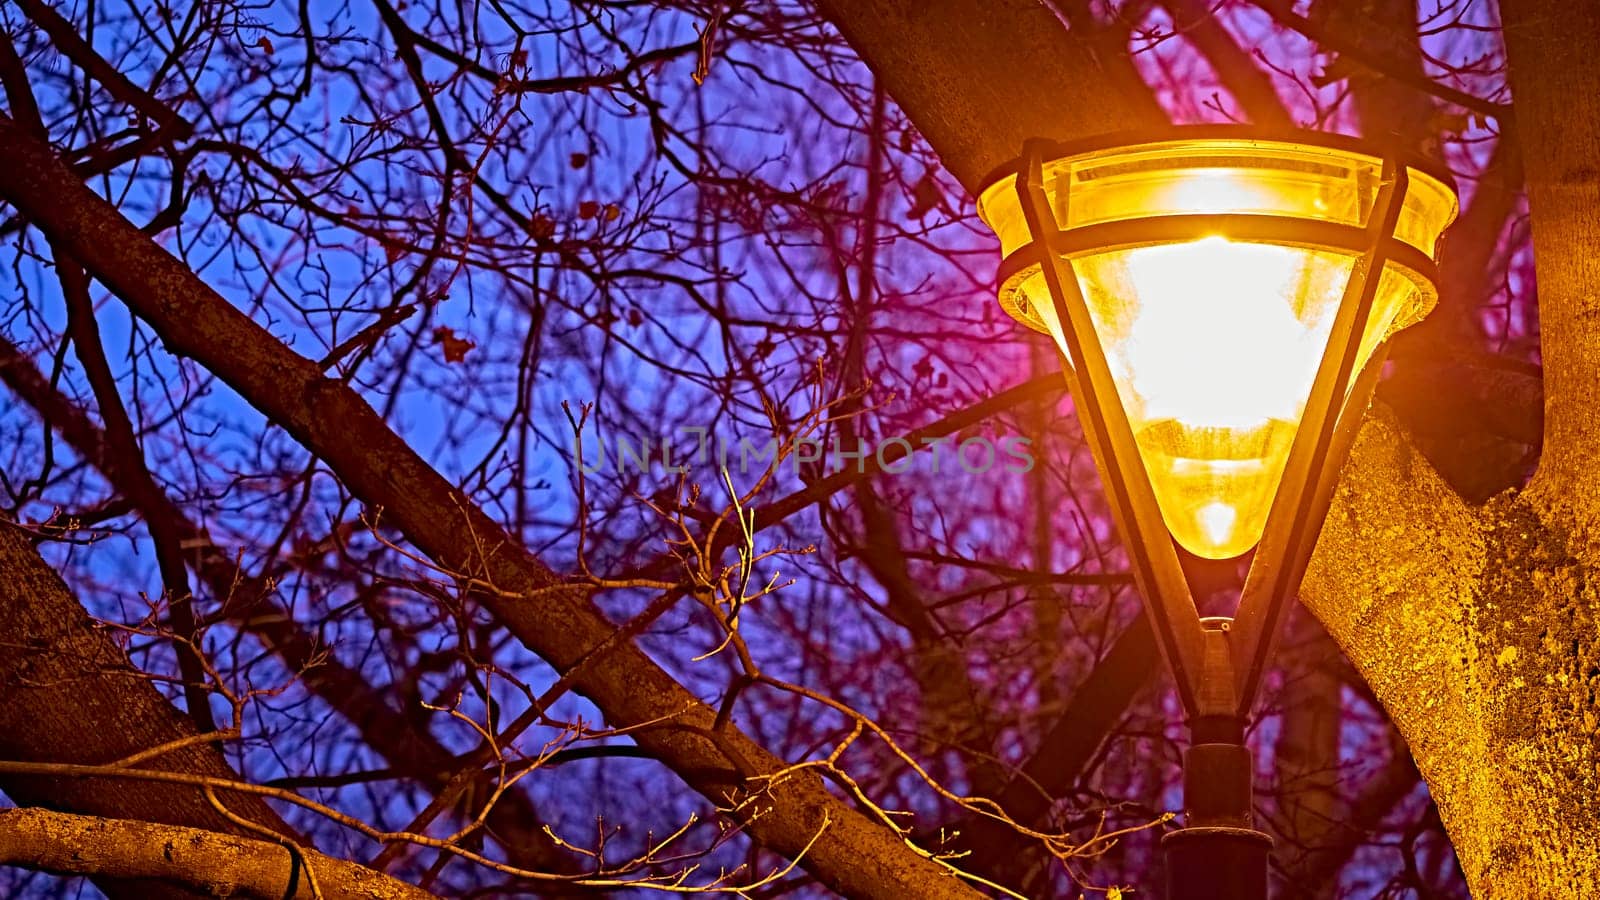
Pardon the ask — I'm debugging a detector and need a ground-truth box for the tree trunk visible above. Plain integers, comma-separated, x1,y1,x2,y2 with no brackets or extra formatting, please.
1415,0,1600,894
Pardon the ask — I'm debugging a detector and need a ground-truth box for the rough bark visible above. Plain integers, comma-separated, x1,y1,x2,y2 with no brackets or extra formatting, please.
1507,0,1600,519
813,0,1160,193
0,115,980,900
1297,0,1600,876
1305,407,1600,896
0,523,297,898
0,808,433,900
1445,0,1600,894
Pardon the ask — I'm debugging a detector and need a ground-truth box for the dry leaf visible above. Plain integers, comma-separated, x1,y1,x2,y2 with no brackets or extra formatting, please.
432,326,475,363
908,170,943,219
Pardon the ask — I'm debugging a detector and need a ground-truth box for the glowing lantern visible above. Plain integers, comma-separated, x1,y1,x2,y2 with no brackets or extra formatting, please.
978,130,1457,899
978,134,1457,558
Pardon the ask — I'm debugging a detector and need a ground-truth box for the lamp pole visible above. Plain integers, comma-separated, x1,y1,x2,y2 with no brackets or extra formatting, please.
1161,617,1271,900
985,130,1447,899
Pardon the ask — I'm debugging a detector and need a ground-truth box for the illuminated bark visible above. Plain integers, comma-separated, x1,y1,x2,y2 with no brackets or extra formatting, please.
0,808,433,900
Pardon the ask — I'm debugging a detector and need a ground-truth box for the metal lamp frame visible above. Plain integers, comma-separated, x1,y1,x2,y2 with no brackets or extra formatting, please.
992,131,1436,900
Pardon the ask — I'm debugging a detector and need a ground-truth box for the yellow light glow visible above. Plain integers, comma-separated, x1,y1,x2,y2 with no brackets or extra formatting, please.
1080,235,1377,558
1110,233,1350,557
977,136,1458,560
1161,171,1275,219
1196,501,1238,548
1122,237,1324,431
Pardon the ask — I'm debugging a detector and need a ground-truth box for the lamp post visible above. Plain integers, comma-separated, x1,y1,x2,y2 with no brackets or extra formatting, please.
976,129,1458,899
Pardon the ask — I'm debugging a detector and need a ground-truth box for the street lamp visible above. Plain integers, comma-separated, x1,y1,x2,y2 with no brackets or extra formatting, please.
977,129,1457,899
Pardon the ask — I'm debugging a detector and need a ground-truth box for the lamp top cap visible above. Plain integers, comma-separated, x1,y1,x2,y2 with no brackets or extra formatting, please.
977,125,1457,196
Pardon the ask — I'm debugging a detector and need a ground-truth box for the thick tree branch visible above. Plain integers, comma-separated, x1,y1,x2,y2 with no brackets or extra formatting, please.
0,808,434,900
1297,408,1485,872
814,0,1161,192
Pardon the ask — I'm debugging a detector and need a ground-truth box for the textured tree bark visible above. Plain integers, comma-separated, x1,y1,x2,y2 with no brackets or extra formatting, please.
1446,0,1600,894
0,808,433,900
1313,456,1600,897
812,0,1159,192
1506,0,1600,516
0,524,297,899
0,115,981,900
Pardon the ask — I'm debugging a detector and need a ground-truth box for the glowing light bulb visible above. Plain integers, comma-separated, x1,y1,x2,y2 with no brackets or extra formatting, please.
1123,237,1325,431
1084,234,1356,558
1196,501,1238,548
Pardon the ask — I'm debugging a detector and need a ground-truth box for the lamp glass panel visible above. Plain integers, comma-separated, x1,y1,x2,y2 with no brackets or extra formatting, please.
1026,243,1415,559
